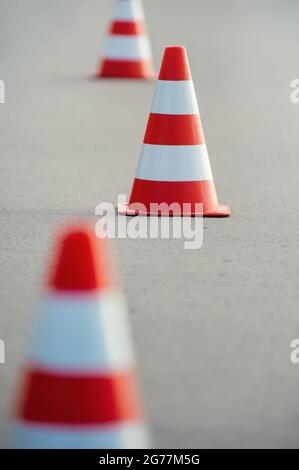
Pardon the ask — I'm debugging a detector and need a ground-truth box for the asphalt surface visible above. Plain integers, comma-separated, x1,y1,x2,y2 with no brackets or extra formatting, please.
0,0,299,448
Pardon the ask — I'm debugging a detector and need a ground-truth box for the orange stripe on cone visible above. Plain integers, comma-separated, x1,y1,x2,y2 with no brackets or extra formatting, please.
158,46,191,81
18,369,144,425
100,59,153,79
144,114,205,146
48,228,115,292
110,21,144,35
129,179,220,215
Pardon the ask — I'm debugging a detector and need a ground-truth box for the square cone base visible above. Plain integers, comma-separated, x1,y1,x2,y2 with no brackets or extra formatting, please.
118,204,231,217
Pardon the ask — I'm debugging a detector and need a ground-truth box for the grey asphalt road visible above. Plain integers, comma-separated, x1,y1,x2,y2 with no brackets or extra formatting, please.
0,0,299,449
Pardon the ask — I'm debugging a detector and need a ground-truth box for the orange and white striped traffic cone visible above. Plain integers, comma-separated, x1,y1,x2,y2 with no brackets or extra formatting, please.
118,46,231,216
97,0,154,79
12,226,150,449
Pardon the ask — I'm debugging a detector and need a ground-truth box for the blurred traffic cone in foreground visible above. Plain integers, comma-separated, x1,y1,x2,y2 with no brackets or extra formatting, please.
12,225,150,449
97,0,154,79
118,46,231,216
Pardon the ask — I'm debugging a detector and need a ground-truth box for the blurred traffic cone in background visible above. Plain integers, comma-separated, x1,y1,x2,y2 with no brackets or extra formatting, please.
12,225,150,449
97,0,154,79
119,46,231,216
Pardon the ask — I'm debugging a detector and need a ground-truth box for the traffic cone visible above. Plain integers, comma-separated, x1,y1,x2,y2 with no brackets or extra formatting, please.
97,0,154,79
12,226,150,449
118,46,231,216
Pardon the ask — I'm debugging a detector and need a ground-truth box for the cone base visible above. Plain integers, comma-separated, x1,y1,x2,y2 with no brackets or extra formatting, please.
96,59,156,80
118,203,231,217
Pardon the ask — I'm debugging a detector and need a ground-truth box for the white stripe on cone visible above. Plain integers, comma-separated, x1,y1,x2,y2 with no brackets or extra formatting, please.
13,422,150,449
28,293,135,371
136,144,213,181
151,80,199,115
103,36,152,60
113,0,144,21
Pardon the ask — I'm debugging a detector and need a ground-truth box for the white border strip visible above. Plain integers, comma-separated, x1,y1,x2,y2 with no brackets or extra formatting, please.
151,80,199,115
104,35,152,60
13,422,150,449
113,0,144,21
136,144,213,181
28,293,136,371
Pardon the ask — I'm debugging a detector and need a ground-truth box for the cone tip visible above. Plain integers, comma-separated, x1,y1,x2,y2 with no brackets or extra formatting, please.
165,45,186,53
158,45,191,81
48,224,116,293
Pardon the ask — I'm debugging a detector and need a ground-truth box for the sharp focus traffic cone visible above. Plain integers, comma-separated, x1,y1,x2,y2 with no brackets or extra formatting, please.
118,46,231,216
97,0,154,79
12,226,150,449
